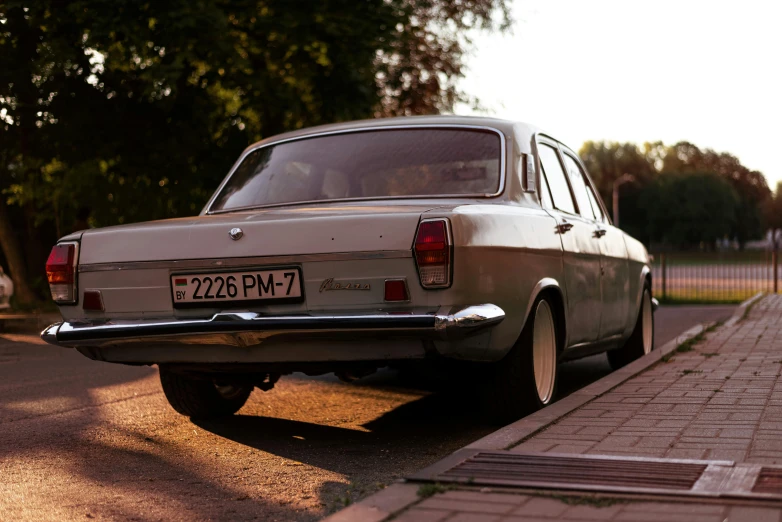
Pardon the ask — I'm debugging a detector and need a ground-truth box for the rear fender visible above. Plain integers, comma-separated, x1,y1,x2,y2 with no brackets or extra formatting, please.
523,277,567,353
636,265,651,311
626,264,653,336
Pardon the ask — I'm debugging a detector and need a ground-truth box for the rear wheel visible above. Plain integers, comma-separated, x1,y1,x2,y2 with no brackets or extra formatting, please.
159,368,253,418
607,286,654,370
483,295,560,424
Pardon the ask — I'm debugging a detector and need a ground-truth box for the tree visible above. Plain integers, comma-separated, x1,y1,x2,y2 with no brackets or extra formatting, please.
0,0,511,302
660,142,770,246
639,172,739,249
578,141,656,241
763,182,782,247
580,140,770,248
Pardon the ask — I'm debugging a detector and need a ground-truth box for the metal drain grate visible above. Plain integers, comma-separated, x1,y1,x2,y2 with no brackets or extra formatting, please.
753,468,782,495
439,452,706,491
409,449,782,502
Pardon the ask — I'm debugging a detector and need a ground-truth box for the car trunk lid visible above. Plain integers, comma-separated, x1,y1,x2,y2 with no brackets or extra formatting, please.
78,204,443,265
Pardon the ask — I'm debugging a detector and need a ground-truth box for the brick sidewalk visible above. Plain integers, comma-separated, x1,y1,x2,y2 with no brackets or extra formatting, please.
513,295,782,464
347,296,782,522
397,489,776,522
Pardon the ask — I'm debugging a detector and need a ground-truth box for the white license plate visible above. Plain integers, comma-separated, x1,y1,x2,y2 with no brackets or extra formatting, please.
171,268,302,306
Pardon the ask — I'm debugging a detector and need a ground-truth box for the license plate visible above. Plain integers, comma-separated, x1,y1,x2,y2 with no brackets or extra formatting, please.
171,268,303,306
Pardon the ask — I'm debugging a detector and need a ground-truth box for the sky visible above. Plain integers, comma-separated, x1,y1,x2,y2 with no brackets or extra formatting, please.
458,0,782,188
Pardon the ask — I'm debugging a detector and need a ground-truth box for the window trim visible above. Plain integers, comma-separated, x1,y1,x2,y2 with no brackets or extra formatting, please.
538,161,555,210
204,124,507,215
535,135,581,217
562,150,604,221
560,145,612,225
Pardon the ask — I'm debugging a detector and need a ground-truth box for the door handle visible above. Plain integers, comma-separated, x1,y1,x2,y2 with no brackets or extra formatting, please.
594,228,607,238
557,221,574,234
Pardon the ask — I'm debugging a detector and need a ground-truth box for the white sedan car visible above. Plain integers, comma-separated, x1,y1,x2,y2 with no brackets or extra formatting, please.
42,116,656,422
0,266,13,310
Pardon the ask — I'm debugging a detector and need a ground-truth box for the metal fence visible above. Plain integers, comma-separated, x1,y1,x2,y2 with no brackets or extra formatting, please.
651,251,779,303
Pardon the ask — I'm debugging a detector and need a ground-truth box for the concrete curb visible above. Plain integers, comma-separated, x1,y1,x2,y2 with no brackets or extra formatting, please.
724,291,763,328
321,483,420,522
322,293,765,521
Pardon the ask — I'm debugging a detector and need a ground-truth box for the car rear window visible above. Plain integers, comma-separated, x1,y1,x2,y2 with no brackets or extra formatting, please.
209,128,502,212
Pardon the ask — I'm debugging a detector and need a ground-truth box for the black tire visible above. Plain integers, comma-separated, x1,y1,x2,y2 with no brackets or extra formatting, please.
482,295,560,424
607,285,655,370
159,367,253,418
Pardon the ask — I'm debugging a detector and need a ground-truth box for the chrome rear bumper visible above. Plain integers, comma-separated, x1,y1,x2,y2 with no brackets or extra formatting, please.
41,304,505,350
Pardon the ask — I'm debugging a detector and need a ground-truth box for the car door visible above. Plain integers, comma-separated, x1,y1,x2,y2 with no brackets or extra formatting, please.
561,150,630,339
537,138,602,347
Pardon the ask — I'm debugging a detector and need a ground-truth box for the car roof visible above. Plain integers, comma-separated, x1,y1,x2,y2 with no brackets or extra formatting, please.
246,115,544,151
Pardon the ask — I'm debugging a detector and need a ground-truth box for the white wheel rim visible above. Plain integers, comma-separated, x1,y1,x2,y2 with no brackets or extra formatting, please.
532,300,557,404
642,291,653,355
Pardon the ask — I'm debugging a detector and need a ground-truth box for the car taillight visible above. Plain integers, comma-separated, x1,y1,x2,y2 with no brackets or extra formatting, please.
414,219,451,288
46,242,78,303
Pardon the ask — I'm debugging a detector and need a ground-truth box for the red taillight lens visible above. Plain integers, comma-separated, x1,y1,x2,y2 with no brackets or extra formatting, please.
384,279,409,302
46,243,77,303
414,219,451,288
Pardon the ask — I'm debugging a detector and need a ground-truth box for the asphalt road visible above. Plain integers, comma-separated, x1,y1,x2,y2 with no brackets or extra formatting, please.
0,305,735,521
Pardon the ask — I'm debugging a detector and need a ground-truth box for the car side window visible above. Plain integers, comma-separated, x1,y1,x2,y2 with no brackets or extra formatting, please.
538,164,554,209
585,184,605,223
562,154,596,221
538,144,576,215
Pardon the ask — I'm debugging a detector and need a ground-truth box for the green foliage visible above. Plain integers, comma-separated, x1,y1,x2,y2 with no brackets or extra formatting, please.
639,172,739,248
763,182,782,237
661,142,770,245
417,483,454,498
549,494,626,508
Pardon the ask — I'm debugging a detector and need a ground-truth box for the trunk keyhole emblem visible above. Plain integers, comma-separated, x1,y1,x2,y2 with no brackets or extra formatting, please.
229,227,243,240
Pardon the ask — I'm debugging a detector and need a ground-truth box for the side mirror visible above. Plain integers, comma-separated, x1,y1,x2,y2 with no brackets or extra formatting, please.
524,154,536,193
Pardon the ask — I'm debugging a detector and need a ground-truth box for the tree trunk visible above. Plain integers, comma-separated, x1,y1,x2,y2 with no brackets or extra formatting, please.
0,198,38,306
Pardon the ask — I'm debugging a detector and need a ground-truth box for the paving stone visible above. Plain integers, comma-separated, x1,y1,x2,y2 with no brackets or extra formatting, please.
705,448,747,461
512,441,556,452
727,506,782,522
595,436,638,447
752,440,782,451
621,502,724,514
664,448,708,459
417,498,515,515
590,447,667,457
561,503,623,520
439,491,529,505
446,513,502,522
613,512,725,522
656,420,690,428
719,428,755,438
621,419,658,428
678,437,750,446
544,424,583,435
682,428,719,437
392,508,453,522
510,497,568,518
549,444,594,454
577,426,614,436
635,436,677,448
